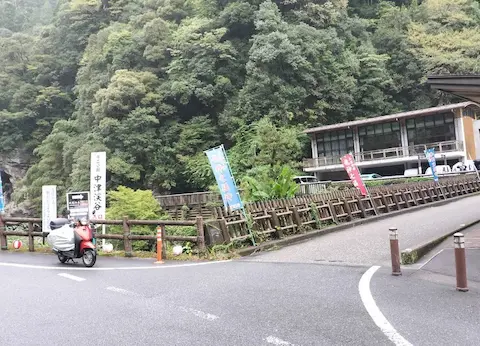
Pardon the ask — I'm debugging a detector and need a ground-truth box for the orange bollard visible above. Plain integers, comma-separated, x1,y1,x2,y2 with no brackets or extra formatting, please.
155,225,164,264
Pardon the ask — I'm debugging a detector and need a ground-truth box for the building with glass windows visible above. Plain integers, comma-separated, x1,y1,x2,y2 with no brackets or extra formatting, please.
303,102,480,180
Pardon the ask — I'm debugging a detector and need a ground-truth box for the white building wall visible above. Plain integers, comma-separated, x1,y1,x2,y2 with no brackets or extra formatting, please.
473,120,480,160
399,120,409,155
311,133,318,159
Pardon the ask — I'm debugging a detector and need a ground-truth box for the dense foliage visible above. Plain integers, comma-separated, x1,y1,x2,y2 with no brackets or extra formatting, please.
2,0,479,211
106,185,166,250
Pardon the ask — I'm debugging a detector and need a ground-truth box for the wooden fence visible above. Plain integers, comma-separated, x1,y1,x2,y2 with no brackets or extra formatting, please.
0,216,205,257
208,175,480,244
1,174,479,253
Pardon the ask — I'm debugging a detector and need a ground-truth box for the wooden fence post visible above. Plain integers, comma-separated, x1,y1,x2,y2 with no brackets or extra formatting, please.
328,200,339,224
28,221,34,252
161,224,167,260
291,206,302,229
196,216,206,252
343,198,353,220
123,216,132,257
0,215,6,250
269,210,283,238
219,218,231,243
380,194,390,213
356,196,367,218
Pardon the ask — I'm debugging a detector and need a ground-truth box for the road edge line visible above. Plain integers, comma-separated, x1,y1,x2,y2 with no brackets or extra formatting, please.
0,259,232,271
359,266,413,346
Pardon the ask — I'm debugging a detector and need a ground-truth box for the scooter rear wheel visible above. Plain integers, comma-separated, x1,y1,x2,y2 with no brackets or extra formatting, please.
58,253,68,263
82,249,96,267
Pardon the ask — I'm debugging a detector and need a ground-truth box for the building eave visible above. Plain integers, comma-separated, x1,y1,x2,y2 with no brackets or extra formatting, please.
304,102,479,135
427,75,480,104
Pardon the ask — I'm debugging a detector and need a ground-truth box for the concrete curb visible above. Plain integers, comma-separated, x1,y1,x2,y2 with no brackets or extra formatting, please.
400,219,480,265
237,190,480,257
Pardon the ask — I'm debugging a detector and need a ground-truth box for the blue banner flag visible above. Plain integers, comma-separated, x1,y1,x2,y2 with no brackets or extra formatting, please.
0,171,4,213
424,148,439,182
205,145,243,212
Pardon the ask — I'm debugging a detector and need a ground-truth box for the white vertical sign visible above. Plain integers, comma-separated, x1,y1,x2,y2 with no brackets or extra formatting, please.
90,152,106,221
42,185,57,232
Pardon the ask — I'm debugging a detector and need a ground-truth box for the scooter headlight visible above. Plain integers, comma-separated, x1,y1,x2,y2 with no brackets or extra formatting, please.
80,218,88,226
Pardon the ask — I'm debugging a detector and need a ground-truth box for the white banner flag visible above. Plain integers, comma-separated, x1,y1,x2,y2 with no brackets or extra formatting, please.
90,152,106,221
42,185,57,232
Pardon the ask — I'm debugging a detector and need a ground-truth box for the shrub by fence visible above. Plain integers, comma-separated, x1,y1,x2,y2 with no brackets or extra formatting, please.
0,216,205,257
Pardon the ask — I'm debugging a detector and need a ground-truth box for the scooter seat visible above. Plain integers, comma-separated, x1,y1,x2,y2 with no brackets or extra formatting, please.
50,218,70,230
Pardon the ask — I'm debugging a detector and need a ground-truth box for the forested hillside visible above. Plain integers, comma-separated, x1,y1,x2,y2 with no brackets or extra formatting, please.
1,0,480,212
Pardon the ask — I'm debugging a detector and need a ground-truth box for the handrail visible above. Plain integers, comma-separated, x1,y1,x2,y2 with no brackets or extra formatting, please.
304,140,463,168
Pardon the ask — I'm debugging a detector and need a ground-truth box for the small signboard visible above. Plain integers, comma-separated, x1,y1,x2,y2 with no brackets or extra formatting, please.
42,185,57,232
66,192,89,219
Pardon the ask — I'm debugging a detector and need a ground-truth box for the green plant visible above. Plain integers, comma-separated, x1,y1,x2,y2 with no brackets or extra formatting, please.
165,225,197,237
309,202,322,229
183,241,193,255
241,165,299,202
180,204,190,220
106,186,167,251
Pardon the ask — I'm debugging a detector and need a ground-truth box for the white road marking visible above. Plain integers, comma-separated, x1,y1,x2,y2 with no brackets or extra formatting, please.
0,259,232,271
180,307,219,321
359,266,413,346
417,248,445,270
58,273,86,282
106,286,138,296
265,336,296,345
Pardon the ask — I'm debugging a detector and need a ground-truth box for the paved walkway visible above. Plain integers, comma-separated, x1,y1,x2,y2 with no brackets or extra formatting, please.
417,224,480,283
248,194,480,266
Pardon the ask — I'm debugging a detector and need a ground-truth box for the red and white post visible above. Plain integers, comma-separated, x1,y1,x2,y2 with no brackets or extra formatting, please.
389,227,401,276
155,225,164,264
454,232,468,292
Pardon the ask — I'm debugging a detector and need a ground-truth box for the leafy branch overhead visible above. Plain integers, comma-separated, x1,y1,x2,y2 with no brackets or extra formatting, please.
0,0,477,212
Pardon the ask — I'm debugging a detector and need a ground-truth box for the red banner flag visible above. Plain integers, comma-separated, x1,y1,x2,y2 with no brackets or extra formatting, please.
341,154,368,196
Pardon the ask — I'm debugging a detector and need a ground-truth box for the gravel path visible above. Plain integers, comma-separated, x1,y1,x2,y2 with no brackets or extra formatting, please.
248,195,480,266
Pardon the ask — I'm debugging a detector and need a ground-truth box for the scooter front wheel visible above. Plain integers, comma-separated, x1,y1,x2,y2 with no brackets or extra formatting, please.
82,249,96,267
58,253,68,263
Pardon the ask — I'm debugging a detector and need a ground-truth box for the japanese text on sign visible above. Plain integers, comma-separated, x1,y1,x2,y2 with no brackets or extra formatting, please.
67,192,89,218
205,145,243,211
42,185,57,232
90,152,106,220
341,154,368,196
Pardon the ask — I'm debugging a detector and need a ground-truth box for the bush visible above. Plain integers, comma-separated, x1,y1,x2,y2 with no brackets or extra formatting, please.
106,186,167,251
241,165,299,202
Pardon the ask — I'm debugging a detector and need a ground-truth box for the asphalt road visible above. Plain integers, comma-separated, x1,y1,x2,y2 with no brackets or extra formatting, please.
2,252,480,346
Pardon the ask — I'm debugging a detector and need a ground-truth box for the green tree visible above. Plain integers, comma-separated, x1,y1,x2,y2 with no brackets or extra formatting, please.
373,2,435,110
408,0,480,74
106,185,166,250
